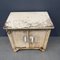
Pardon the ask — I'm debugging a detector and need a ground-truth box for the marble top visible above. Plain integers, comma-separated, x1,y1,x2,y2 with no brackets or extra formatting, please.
4,12,54,29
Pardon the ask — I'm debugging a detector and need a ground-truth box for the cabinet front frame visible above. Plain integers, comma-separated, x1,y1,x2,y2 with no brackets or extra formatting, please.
7,29,51,52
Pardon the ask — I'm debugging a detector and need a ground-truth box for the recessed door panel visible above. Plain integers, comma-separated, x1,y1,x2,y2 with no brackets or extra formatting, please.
12,30,29,48
29,30,47,48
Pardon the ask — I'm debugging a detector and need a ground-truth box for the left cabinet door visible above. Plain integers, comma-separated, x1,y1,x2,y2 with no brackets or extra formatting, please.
12,30,29,48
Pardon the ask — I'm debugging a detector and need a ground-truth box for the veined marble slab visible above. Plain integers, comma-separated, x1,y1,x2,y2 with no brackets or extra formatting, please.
4,12,54,29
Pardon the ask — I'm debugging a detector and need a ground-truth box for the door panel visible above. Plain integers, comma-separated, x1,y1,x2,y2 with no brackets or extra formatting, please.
29,30,47,48
12,30,29,48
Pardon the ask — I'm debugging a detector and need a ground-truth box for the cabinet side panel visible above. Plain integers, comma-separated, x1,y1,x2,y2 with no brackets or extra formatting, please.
43,30,51,50
7,30,16,51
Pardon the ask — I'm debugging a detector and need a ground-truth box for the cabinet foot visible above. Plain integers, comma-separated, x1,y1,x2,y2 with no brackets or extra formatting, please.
40,47,45,52
13,48,20,52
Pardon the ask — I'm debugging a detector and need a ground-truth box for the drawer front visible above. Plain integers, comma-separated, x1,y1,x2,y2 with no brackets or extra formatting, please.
12,30,29,48
29,30,47,48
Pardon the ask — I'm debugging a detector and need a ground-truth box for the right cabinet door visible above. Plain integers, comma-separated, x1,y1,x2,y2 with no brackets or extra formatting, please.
29,30,47,48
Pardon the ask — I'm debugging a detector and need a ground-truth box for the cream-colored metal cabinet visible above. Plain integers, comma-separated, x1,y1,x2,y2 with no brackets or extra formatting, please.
3,12,54,52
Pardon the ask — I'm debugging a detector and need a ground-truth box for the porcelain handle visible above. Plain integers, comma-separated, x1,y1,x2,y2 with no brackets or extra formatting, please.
29,36,34,43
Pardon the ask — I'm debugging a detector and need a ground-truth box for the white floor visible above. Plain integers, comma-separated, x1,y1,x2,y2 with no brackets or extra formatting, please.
0,37,60,60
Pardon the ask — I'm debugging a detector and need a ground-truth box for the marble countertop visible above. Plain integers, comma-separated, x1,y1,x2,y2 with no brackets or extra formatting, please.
4,12,54,29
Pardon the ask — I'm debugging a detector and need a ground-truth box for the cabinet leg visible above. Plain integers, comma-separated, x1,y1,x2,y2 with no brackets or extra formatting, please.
39,47,45,52
13,48,20,52
13,49,17,52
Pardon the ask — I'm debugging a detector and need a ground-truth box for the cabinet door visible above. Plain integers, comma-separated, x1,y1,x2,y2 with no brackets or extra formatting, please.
12,30,29,48
29,30,47,48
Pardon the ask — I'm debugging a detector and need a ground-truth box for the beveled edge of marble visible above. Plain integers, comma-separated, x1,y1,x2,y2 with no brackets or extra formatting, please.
3,26,54,30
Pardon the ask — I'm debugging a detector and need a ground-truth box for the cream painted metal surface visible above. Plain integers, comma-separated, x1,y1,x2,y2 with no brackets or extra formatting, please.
4,12,54,52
